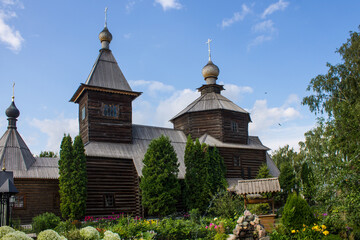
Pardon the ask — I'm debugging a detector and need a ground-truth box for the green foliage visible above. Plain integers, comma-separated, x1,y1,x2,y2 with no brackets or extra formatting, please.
1,231,33,240
278,163,297,205
70,136,87,220
184,135,227,212
302,28,360,230
0,226,15,238
140,135,180,216
61,229,82,240
32,212,61,234
79,226,100,240
59,134,87,220
300,161,316,205
59,134,73,219
247,203,270,215
208,191,244,219
39,151,58,158
37,229,62,240
256,163,272,179
281,192,315,230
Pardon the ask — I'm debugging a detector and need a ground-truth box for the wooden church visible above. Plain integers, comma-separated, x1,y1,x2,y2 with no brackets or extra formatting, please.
0,22,279,223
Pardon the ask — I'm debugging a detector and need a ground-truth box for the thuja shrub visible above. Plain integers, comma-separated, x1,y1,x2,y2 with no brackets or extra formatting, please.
281,192,316,230
32,212,61,234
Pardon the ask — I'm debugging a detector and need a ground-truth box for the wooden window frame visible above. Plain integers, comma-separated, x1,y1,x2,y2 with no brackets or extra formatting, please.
81,106,86,120
233,156,240,167
13,193,26,210
231,121,238,132
103,194,115,208
102,104,119,118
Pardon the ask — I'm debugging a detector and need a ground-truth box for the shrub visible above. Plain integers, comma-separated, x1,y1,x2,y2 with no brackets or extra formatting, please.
62,229,82,240
247,203,270,215
2,230,33,240
0,226,15,238
281,192,315,230
32,212,61,234
208,191,244,219
37,229,62,240
79,226,100,240
54,220,76,235
103,230,121,240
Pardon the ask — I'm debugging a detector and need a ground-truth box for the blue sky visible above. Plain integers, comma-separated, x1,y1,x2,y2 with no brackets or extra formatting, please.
0,0,359,155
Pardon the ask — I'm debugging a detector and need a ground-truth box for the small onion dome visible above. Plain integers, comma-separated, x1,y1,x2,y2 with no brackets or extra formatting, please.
202,60,220,80
99,27,113,43
6,101,20,119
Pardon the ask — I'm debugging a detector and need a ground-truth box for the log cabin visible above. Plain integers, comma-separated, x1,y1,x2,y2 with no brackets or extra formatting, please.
0,23,279,223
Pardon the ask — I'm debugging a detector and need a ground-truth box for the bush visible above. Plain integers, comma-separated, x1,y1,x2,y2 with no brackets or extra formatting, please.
2,230,33,240
54,220,76,235
247,203,270,215
0,226,15,238
103,230,121,240
37,229,62,240
62,229,82,240
32,212,61,234
79,226,100,240
208,191,244,219
281,192,315,230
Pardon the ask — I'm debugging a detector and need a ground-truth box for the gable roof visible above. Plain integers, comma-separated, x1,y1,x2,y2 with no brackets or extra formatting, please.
236,177,281,195
13,157,59,179
0,128,36,171
170,92,249,121
85,50,132,91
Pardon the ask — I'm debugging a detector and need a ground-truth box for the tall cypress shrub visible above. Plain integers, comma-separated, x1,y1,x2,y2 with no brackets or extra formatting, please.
70,136,87,220
59,134,73,219
140,135,180,216
207,147,227,194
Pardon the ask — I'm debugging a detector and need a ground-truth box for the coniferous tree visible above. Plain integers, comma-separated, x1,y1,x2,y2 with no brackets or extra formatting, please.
140,135,180,216
256,163,272,179
59,134,73,219
70,136,87,220
207,147,227,194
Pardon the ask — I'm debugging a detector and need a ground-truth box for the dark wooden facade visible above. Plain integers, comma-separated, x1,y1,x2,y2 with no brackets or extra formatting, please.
218,148,266,179
85,156,141,217
78,89,136,145
173,109,250,145
12,179,60,224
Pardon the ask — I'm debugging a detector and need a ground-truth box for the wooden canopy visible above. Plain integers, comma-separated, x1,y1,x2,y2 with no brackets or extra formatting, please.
236,177,281,195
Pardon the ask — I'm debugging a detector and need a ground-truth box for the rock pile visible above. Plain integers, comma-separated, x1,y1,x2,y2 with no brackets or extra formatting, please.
227,210,269,240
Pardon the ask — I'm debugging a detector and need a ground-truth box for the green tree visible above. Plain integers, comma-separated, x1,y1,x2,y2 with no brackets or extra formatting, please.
206,147,227,195
70,136,87,220
256,163,272,179
302,28,360,228
184,136,211,212
278,163,297,205
140,135,180,216
39,151,58,158
59,134,73,219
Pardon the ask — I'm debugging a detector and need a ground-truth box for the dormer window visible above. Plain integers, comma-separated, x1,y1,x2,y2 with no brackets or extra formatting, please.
103,104,118,117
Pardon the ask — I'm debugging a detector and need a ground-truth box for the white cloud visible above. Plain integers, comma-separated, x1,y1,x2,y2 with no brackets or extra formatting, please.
123,33,131,39
0,3,24,52
261,0,289,19
155,89,199,127
221,4,250,28
129,80,175,97
30,115,79,152
252,20,275,33
126,0,136,13
249,96,301,134
154,0,182,11
248,35,273,50
221,83,253,102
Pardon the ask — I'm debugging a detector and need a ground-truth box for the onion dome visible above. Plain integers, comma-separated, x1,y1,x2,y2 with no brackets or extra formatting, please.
5,100,20,119
99,27,112,43
202,60,220,84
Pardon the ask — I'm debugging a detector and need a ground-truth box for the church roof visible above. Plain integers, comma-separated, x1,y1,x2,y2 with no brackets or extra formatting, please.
85,50,132,91
12,157,59,179
0,128,36,171
84,124,272,179
170,92,249,121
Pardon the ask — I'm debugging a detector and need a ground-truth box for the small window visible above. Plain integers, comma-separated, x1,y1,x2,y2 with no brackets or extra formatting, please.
81,107,86,120
104,194,115,208
53,193,60,209
247,167,252,179
103,104,118,117
231,121,238,132
233,157,240,167
13,194,26,209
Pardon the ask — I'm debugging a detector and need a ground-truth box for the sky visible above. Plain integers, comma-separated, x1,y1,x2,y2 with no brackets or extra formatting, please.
0,0,359,155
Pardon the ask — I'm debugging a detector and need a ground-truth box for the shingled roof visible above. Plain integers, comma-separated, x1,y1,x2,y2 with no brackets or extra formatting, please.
236,177,281,195
170,92,249,121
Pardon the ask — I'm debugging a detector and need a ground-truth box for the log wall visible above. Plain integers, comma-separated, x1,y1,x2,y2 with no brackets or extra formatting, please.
86,156,141,217
219,148,266,179
78,90,134,145
12,179,60,224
